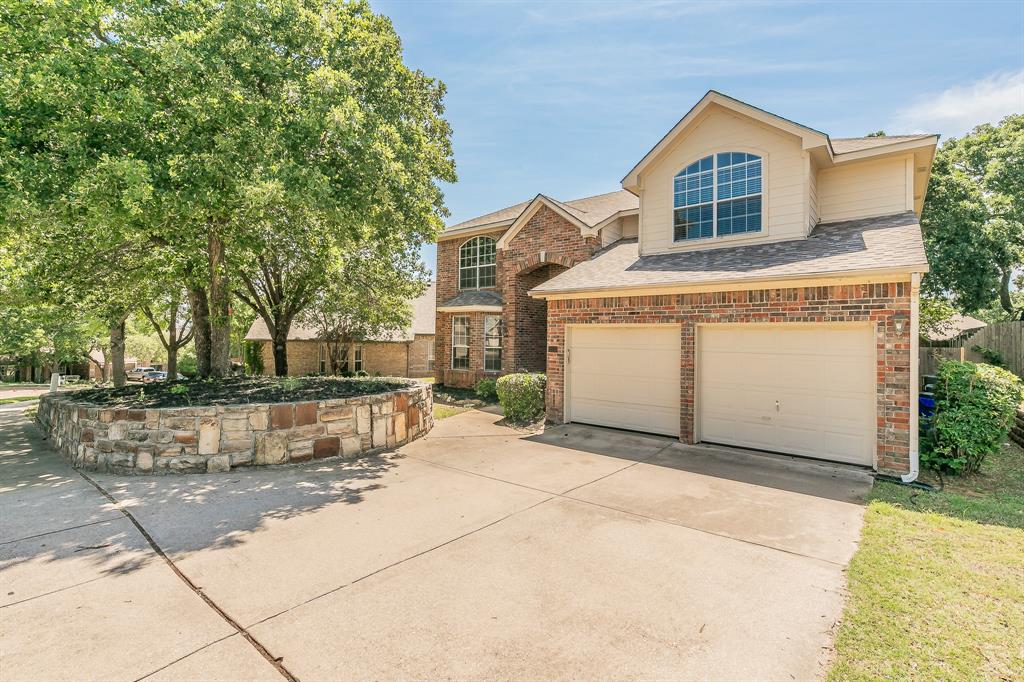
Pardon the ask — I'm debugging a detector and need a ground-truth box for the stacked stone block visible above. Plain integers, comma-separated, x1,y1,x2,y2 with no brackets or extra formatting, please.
35,384,432,475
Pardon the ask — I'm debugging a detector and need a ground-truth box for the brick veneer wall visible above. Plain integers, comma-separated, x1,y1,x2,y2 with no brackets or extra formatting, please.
407,335,435,378
258,339,435,378
36,383,433,475
545,282,913,473
435,205,599,386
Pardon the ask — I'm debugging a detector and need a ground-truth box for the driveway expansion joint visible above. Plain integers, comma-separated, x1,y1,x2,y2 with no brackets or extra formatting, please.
76,471,296,682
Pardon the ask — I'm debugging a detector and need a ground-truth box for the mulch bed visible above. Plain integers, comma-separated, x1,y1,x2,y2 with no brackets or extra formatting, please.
62,376,415,409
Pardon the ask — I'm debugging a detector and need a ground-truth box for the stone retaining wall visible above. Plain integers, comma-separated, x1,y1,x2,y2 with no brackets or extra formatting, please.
35,383,432,475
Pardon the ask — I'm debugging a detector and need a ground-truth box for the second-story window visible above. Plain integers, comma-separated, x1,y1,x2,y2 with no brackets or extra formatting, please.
674,152,762,242
459,236,496,289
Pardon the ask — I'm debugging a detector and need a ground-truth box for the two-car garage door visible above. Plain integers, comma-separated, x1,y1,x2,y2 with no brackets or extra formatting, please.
565,324,876,466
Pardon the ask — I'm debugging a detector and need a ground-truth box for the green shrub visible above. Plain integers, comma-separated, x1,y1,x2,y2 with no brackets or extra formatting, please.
971,344,1005,367
496,373,546,423
924,361,1023,474
243,341,264,375
474,377,498,401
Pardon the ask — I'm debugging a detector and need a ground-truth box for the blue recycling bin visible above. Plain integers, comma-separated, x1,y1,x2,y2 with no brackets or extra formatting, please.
919,393,936,418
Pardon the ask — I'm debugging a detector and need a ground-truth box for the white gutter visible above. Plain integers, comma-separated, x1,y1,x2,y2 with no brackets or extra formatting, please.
902,272,922,483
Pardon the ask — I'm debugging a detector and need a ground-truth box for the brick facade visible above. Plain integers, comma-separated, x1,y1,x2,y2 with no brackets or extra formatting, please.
259,338,435,378
436,204,599,387
544,282,913,473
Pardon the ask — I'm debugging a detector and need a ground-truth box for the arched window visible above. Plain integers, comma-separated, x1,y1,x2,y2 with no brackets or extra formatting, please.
674,152,762,241
459,236,496,289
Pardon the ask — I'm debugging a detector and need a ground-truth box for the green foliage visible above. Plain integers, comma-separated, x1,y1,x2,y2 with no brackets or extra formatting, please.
243,342,265,375
495,373,546,423
474,378,498,401
923,361,1023,474
2,0,457,377
168,383,191,405
971,345,1005,367
921,114,1024,319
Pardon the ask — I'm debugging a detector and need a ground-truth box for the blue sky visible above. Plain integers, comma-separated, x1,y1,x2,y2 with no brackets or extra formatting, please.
371,1,1024,273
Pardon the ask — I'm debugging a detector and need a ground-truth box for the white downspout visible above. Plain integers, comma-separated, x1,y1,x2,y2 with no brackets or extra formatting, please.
902,272,921,483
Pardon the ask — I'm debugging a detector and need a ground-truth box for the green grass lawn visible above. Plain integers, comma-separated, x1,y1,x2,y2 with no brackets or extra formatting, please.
433,404,467,420
0,395,42,405
829,441,1024,681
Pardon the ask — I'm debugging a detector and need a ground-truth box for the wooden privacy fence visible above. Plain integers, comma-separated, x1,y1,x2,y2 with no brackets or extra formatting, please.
919,321,1024,380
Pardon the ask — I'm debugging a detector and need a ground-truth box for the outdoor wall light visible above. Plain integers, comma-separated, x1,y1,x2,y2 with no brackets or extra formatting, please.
892,314,909,335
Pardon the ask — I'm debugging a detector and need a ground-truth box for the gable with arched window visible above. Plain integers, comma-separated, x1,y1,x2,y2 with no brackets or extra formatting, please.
459,236,496,289
673,152,762,241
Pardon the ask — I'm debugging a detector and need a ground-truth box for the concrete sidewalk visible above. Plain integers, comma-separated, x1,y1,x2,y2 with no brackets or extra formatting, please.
1,407,871,681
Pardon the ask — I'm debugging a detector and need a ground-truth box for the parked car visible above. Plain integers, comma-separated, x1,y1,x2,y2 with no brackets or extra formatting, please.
126,366,157,382
142,371,186,384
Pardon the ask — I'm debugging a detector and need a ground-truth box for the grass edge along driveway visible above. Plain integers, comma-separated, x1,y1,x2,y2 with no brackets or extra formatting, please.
828,442,1024,681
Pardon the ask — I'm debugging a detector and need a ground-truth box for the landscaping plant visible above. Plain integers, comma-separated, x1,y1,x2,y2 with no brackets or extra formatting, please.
924,360,1024,474
495,373,546,423
474,378,498,402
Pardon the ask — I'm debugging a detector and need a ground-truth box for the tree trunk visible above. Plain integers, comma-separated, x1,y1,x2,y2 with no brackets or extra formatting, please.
998,267,1020,319
166,302,178,379
272,336,288,376
208,233,231,377
188,286,212,378
110,320,126,388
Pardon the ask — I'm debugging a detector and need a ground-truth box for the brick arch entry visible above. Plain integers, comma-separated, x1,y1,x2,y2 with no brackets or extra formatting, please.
505,255,571,373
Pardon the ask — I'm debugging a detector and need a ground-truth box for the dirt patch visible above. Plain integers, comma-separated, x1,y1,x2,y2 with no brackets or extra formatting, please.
66,376,415,409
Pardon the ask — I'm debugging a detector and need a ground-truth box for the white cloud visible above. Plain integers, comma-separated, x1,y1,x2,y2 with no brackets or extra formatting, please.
889,70,1024,139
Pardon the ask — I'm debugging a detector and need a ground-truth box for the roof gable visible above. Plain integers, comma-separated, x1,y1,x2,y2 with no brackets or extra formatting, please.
621,91,829,192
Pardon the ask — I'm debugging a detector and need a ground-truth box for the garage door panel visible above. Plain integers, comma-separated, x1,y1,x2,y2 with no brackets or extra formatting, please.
700,325,874,466
568,326,680,437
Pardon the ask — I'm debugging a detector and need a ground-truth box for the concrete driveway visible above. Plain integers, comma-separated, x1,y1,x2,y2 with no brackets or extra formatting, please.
1,405,871,681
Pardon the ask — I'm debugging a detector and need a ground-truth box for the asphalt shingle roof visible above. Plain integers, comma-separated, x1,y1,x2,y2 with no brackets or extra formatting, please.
445,190,638,234
245,283,436,342
531,212,928,295
439,290,505,308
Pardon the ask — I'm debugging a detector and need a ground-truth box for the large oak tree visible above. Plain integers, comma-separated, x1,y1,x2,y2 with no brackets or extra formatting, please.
921,115,1023,320
1,0,455,377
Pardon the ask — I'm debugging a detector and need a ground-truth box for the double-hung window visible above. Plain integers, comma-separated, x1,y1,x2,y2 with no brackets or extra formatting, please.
674,152,762,241
459,236,496,289
352,345,363,373
426,342,435,372
318,344,328,374
451,316,470,369
484,315,502,372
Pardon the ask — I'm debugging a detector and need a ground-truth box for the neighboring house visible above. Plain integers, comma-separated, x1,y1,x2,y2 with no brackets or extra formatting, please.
245,284,436,378
923,314,987,346
436,91,938,477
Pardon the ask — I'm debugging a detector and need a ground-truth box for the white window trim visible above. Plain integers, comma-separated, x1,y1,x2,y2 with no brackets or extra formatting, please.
672,152,763,243
353,345,363,373
451,316,470,370
458,236,497,290
426,341,435,371
318,343,327,374
483,315,502,373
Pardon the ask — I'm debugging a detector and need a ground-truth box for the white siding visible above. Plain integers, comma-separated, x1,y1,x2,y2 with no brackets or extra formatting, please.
637,105,806,255
817,154,911,223
599,213,639,246
808,156,819,233
600,217,622,246
621,213,639,238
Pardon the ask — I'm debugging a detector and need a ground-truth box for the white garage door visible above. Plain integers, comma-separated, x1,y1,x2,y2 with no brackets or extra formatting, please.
699,324,875,466
567,325,680,436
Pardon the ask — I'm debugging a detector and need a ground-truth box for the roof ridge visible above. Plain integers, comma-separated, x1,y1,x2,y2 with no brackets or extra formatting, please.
832,134,934,141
